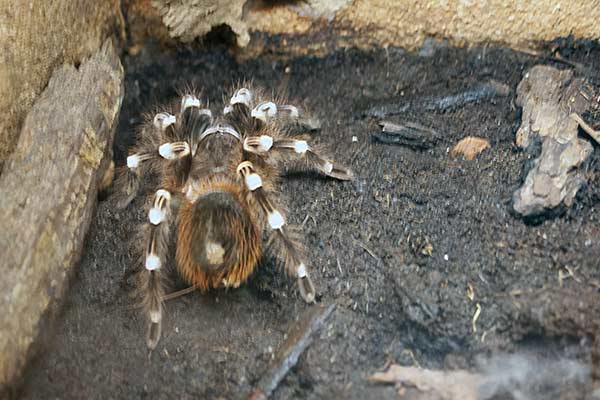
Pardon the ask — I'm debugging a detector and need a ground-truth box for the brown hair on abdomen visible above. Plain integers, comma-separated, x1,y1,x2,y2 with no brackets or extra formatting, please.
176,183,262,291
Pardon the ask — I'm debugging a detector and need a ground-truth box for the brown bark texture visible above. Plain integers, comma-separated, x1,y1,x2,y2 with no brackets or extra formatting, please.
512,65,591,217
126,0,600,56
0,41,124,391
0,0,120,165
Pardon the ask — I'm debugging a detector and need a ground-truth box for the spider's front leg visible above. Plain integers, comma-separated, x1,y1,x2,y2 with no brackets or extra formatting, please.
115,112,183,207
116,97,211,208
138,188,174,349
244,104,354,181
237,161,316,302
245,134,353,180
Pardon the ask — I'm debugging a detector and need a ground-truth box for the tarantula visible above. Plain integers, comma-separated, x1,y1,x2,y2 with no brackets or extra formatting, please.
117,86,353,348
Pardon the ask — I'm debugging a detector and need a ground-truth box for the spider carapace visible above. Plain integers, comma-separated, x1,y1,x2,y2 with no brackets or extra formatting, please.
118,86,353,348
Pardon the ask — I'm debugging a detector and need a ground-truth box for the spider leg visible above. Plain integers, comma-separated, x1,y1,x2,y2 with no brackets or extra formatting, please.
139,188,173,349
237,98,352,180
224,87,318,136
244,135,354,180
237,161,316,302
116,108,201,207
114,163,146,208
179,94,213,155
271,103,321,134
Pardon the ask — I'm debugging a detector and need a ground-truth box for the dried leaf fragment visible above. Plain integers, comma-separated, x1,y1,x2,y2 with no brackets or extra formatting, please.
450,136,490,160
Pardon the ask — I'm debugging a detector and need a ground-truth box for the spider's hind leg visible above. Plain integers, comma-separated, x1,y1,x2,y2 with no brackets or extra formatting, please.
137,188,174,349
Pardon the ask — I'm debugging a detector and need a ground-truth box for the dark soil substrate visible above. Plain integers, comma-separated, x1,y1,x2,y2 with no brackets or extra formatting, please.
19,36,600,399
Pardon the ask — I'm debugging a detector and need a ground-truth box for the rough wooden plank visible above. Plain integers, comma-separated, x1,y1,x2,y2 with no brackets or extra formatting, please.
0,41,123,391
0,0,121,165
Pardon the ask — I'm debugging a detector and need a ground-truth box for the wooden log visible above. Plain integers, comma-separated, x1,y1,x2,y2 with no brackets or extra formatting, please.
0,41,123,391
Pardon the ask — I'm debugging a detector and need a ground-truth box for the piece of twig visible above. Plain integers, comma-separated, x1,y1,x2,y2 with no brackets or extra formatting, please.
472,303,481,333
515,47,585,70
373,121,439,149
365,80,510,118
571,113,600,144
248,303,336,400
357,241,380,261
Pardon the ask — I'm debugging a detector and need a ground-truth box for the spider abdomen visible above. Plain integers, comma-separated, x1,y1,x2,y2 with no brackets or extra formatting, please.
176,183,262,291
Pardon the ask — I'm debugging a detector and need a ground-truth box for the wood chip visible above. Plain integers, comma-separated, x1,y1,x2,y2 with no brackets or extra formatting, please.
373,121,439,149
513,65,591,217
450,136,490,160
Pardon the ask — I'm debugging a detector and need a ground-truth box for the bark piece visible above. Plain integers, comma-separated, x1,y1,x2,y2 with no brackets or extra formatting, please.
247,1,600,50
127,1,600,58
0,41,123,390
0,0,120,166
373,121,439,150
151,0,250,46
513,65,592,218
450,137,490,160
